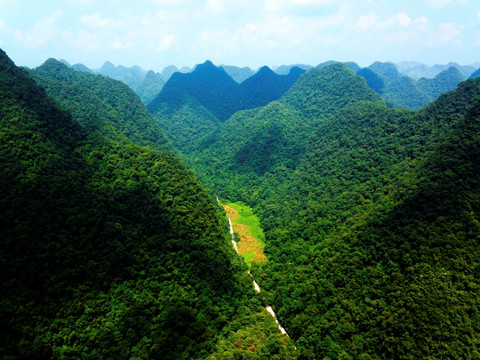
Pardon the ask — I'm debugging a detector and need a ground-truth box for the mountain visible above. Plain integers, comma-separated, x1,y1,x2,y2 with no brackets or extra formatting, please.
134,69,166,105
148,61,305,155
397,61,477,79
96,60,146,89
273,64,313,75
71,63,92,73
356,67,385,94
161,64,192,81
1,48,297,359
418,66,465,99
183,53,480,357
318,60,360,72
470,67,480,79
31,58,172,152
359,62,466,110
238,65,306,110
281,62,383,119
152,60,239,123
221,65,256,83
359,61,437,109
192,63,385,202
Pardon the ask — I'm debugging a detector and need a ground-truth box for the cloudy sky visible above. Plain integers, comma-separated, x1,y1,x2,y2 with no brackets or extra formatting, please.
1,0,479,71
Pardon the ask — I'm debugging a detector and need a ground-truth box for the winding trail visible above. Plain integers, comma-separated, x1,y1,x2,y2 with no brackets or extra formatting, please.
223,200,292,340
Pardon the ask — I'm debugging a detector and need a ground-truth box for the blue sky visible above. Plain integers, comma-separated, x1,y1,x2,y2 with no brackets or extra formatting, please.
0,0,479,71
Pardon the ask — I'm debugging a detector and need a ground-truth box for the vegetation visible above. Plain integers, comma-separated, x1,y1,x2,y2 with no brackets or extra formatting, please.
182,61,480,358
3,44,480,359
0,49,295,359
31,58,172,153
223,201,267,264
358,61,465,110
147,60,304,155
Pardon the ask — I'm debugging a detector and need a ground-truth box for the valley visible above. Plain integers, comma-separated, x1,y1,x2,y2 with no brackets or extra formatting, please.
1,46,480,359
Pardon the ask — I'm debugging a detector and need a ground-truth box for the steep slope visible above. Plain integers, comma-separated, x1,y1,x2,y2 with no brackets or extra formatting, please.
31,58,172,153
255,78,480,359
149,86,220,154
0,49,294,359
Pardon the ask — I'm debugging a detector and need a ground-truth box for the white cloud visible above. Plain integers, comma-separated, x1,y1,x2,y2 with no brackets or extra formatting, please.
68,0,96,4
435,22,463,45
111,36,133,50
14,10,63,48
204,0,223,15
353,13,398,32
63,29,101,51
397,12,412,27
425,0,451,8
157,33,177,51
151,0,186,4
265,0,335,13
79,12,125,28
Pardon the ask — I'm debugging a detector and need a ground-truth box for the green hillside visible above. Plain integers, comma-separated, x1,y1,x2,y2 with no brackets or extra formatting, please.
359,61,465,110
0,49,296,359
31,58,172,153
147,61,305,156
187,59,480,358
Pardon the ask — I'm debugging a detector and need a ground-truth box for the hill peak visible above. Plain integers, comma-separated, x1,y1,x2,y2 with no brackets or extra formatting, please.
281,62,383,118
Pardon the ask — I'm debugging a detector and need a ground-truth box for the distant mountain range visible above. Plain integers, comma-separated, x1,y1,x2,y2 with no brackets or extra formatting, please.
58,59,480,107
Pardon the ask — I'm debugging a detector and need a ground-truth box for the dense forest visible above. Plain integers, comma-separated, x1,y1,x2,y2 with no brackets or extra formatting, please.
0,49,296,359
170,61,480,358
2,44,480,359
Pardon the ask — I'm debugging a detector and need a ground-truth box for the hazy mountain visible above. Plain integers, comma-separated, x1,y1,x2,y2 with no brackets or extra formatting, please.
161,64,192,81
273,63,313,75
359,62,466,109
71,63,93,73
397,61,477,79
96,61,146,89
221,65,256,83
418,66,465,99
469,67,480,79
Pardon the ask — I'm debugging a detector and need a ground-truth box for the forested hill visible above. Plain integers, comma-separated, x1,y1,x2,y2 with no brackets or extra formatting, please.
0,49,296,359
147,60,305,154
192,62,385,203
358,61,465,109
185,52,480,357
148,60,239,122
147,60,304,122
31,58,173,153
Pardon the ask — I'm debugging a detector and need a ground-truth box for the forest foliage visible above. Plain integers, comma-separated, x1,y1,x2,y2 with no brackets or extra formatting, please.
0,49,296,359
180,62,480,359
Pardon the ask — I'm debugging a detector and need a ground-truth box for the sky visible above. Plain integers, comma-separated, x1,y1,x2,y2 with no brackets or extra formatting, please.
0,0,479,72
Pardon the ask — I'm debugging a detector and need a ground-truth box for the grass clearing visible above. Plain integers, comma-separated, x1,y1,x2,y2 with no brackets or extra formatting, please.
222,201,267,264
